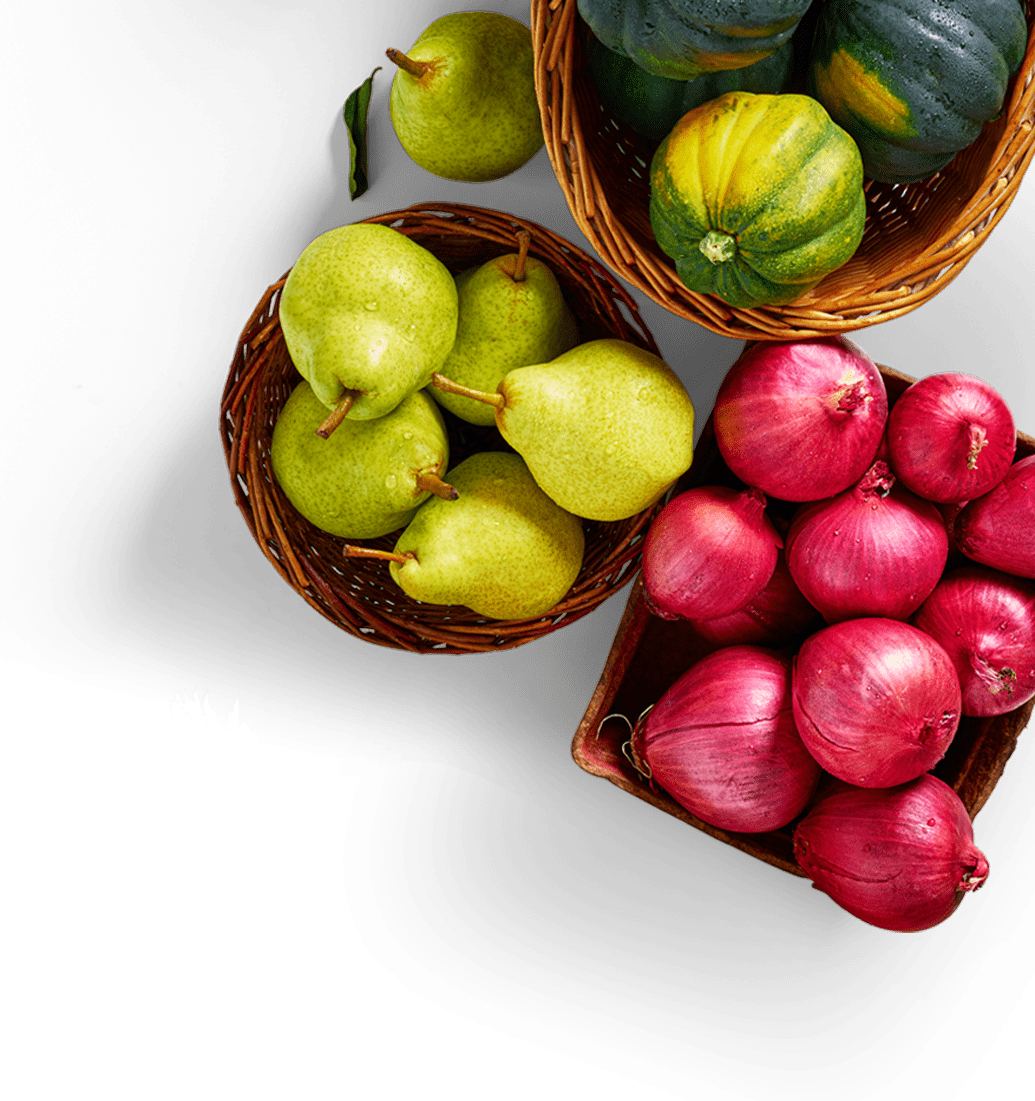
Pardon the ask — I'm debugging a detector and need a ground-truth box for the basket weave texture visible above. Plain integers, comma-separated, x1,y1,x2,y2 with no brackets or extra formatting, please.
532,0,1035,339
220,203,666,655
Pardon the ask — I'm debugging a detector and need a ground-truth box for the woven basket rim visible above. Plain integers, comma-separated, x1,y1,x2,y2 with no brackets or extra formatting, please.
220,202,675,655
532,0,1035,339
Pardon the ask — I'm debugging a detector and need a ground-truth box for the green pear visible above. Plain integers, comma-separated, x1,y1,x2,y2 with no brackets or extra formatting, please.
429,245,580,426
387,12,544,182
373,451,585,621
431,340,695,522
279,223,458,433
271,381,456,540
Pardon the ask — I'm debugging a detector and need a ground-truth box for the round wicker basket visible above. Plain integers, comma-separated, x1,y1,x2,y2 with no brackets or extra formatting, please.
532,0,1035,340
220,202,666,654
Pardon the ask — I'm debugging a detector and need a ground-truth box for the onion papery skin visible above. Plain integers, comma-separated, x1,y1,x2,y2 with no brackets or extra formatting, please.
887,373,1016,504
936,500,969,570
634,646,822,833
870,431,891,465
713,337,888,502
641,486,782,621
912,566,1035,717
691,552,820,647
785,462,949,623
793,775,989,933
792,618,962,788
955,455,1035,579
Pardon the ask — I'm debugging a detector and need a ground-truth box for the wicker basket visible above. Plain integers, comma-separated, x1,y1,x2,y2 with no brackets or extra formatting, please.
572,364,1035,876
532,0,1035,340
220,203,669,654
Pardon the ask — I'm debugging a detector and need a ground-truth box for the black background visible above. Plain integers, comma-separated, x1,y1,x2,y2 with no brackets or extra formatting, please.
12,4,1030,1096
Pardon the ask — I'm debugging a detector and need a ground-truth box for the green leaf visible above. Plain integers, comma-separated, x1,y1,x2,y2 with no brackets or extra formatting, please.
343,66,380,200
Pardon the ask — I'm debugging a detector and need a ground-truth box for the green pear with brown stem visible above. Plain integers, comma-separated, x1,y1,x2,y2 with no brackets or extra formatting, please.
386,12,543,182
345,451,584,620
271,380,457,539
279,222,458,436
429,235,580,426
431,339,696,521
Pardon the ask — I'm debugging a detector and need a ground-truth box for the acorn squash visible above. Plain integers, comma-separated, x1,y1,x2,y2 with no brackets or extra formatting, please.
586,31,797,143
577,0,813,80
808,0,1028,184
649,92,866,307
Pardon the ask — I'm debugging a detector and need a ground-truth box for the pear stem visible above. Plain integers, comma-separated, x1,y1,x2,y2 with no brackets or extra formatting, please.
512,230,531,283
343,545,416,565
386,48,430,79
316,390,362,439
415,469,459,500
430,372,506,410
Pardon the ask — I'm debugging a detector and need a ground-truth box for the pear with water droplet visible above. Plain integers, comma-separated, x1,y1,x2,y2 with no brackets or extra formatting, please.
271,380,457,539
347,452,584,620
279,223,458,435
431,340,695,521
386,12,543,182
429,240,580,426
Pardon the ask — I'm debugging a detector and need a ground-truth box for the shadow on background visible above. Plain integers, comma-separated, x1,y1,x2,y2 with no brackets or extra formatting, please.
4,4,1030,1096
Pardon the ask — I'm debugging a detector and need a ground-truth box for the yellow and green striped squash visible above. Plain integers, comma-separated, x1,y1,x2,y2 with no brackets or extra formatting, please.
808,0,1027,185
577,0,812,81
649,91,866,308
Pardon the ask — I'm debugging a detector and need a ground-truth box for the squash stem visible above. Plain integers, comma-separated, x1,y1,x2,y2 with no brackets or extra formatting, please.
699,230,736,265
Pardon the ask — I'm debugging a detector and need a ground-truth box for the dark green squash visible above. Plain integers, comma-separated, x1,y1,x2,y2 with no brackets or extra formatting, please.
577,0,814,80
649,91,866,307
586,31,797,144
808,0,1028,184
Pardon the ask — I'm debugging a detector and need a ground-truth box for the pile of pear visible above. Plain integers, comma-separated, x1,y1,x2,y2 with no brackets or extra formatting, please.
271,222,696,622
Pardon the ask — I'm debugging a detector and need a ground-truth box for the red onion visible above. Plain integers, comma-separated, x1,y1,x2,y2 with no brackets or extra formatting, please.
792,618,961,788
870,431,891,464
690,552,820,647
887,373,1016,503
912,565,1035,717
641,485,782,621
785,461,948,623
955,455,1035,579
793,775,989,932
632,646,821,833
937,500,969,569
713,337,888,502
